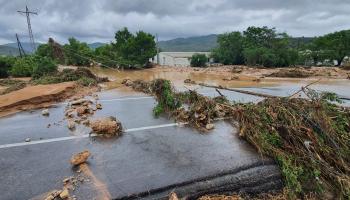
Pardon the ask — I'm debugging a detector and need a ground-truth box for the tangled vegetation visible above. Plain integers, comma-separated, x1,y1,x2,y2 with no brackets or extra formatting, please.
125,79,350,199
32,67,106,86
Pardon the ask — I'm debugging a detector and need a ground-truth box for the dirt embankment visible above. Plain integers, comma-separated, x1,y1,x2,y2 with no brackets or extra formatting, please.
0,82,92,118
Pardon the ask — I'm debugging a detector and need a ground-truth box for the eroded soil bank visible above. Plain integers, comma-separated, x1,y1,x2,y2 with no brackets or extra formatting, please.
0,82,97,117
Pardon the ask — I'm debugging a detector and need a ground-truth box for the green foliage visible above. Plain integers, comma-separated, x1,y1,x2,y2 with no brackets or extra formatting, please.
0,56,16,78
112,28,157,68
11,56,36,77
64,38,93,66
212,32,244,65
36,44,54,59
311,30,350,66
190,53,208,67
94,44,119,67
214,26,298,67
32,57,57,79
151,79,181,117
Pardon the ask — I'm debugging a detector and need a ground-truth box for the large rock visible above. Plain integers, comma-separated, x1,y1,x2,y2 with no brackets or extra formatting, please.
90,117,122,136
70,150,91,166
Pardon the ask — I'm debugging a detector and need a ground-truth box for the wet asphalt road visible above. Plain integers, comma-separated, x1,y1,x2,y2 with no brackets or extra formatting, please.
0,88,282,200
0,83,348,200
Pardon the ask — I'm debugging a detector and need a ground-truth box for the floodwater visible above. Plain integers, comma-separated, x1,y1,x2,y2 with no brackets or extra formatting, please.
92,66,350,105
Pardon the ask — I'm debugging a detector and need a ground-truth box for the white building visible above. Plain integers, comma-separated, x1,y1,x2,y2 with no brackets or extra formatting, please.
151,52,212,67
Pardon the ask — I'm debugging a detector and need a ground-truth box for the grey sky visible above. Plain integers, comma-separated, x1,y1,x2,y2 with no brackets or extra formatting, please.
0,0,349,44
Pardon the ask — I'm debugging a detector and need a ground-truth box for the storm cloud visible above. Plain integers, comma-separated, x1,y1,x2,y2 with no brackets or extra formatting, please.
0,0,349,44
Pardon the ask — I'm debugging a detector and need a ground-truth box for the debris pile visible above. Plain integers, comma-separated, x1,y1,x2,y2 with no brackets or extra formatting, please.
268,68,314,78
33,67,108,86
0,79,27,95
90,117,123,137
126,79,350,199
184,79,196,84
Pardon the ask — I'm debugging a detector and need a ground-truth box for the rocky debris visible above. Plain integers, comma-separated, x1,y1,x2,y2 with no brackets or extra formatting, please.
205,123,215,130
82,120,90,126
76,106,90,116
268,68,314,78
70,99,92,106
25,138,31,142
90,117,123,136
44,190,62,200
231,67,244,73
42,109,50,116
122,79,133,86
184,79,196,84
96,103,102,110
64,94,102,131
70,150,91,166
59,188,69,199
223,76,239,81
169,192,179,200
67,120,76,130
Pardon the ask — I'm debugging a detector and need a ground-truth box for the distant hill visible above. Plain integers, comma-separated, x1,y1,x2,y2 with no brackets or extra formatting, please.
0,35,316,56
3,42,41,54
88,42,105,49
158,34,218,52
0,45,21,56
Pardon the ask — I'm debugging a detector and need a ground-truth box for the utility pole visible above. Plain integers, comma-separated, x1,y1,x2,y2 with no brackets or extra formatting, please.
156,34,160,65
18,5,38,52
15,34,26,57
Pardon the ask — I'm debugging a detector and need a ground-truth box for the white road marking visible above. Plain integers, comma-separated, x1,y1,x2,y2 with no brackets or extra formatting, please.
0,122,187,150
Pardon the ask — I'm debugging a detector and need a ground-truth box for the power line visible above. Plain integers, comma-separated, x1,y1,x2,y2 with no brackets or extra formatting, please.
18,5,38,52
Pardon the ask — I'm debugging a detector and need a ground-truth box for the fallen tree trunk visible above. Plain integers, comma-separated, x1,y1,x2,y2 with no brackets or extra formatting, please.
197,83,277,98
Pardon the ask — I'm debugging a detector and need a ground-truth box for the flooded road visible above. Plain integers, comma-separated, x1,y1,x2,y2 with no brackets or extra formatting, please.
0,66,348,199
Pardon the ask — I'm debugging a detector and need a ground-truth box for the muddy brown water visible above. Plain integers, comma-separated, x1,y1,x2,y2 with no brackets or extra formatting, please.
92,67,350,101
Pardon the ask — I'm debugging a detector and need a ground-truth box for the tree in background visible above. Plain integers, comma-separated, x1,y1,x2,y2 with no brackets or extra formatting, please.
113,28,157,68
64,38,93,66
94,44,119,67
0,56,16,78
312,30,350,66
212,32,244,65
213,26,298,67
190,53,208,67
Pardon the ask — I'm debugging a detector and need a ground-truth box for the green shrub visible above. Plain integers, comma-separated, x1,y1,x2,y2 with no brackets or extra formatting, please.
0,56,16,78
190,53,208,67
11,56,36,77
32,57,58,79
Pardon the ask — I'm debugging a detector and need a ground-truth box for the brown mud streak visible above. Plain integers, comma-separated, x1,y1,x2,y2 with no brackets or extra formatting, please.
79,163,112,200
0,82,79,118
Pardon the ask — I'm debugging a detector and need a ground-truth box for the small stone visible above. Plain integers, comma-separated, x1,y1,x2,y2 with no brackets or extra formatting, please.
59,188,69,199
205,123,215,130
42,109,50,116
96,103,102,110
67,121,76,130
82,120,90,125
25,138,31,142
47,124,51,128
